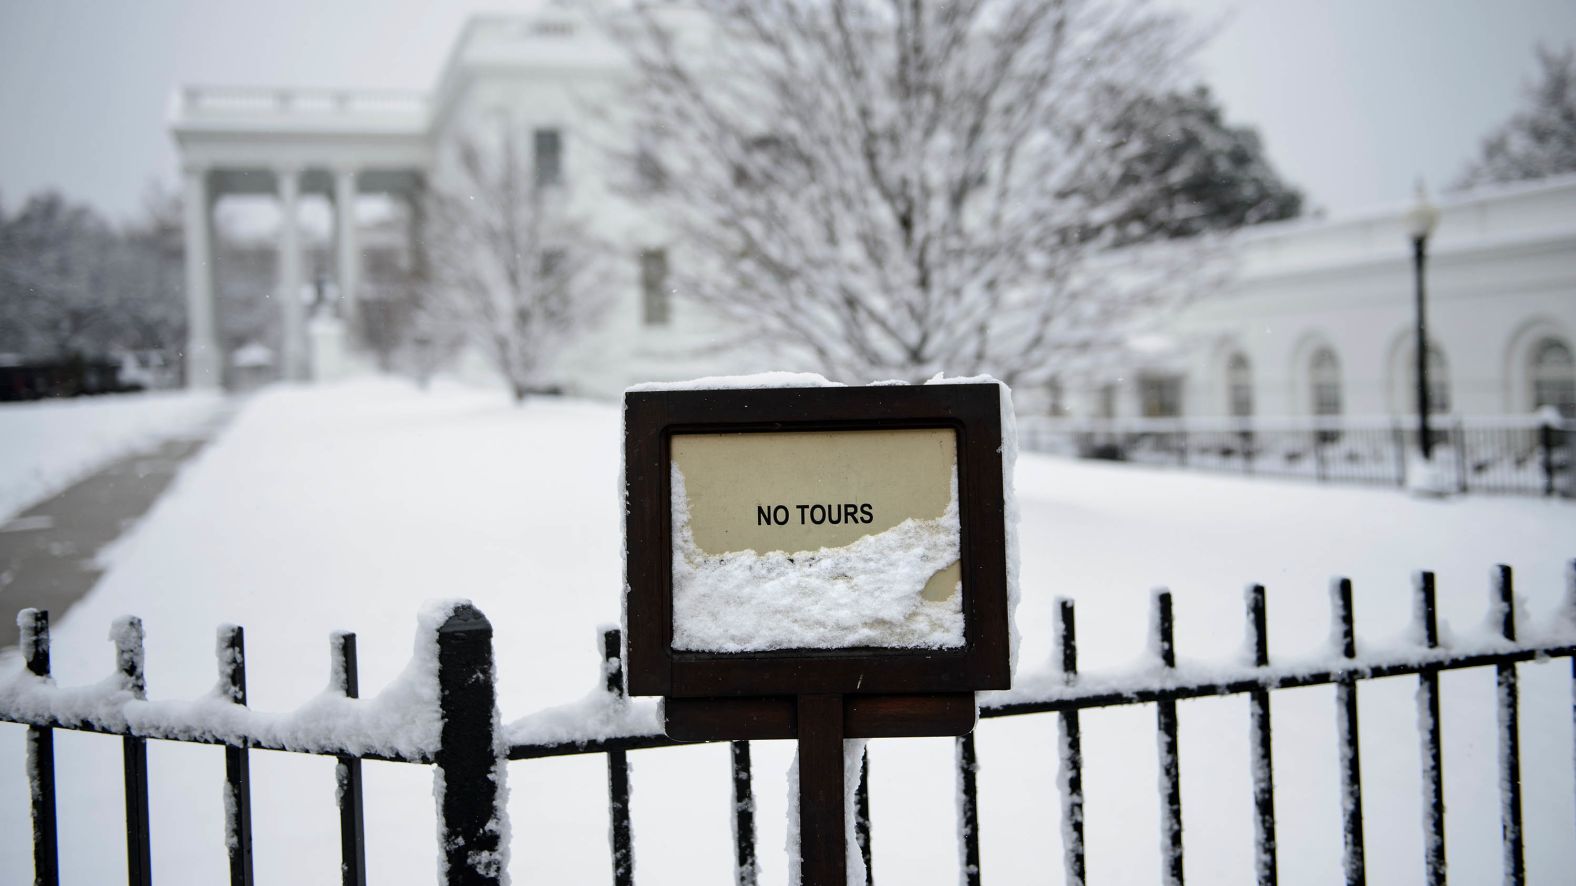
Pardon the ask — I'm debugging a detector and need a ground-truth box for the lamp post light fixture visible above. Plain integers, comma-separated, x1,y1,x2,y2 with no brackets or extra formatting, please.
1407,182,1441,460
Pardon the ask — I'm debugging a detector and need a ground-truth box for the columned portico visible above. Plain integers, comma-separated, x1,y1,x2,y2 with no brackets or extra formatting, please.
169,86,431,389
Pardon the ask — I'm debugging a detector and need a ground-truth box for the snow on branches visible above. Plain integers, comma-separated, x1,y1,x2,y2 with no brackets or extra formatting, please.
608,0,1221,385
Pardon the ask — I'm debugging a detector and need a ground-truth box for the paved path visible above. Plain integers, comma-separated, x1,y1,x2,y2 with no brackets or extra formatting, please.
0,434,215,650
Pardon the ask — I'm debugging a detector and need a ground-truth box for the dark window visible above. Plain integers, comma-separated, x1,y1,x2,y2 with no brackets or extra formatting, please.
635,142,665,193
1532,337,1576,417
1045,378,1065,417
1310,347,1342,416
540,249,564,281
1097,383,1117,420
534,128,563,187
1139,375,1183,418
641,249,670,326
1226,352,1253,418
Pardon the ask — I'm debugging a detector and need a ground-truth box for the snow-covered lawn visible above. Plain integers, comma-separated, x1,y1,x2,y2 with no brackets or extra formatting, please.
1,379,1572,884
0,390,224,521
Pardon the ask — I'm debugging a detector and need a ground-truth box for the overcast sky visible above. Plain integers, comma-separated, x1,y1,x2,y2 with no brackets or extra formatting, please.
1,0,1573,223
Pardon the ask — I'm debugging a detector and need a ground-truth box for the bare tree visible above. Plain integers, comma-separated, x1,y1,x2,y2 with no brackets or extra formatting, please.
608,0,1214,384
1457,44,1576,188
418,131,609,401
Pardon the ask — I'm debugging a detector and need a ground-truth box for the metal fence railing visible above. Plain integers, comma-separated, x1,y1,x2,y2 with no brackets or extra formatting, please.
1016,413,1575,497
4,560,1575,885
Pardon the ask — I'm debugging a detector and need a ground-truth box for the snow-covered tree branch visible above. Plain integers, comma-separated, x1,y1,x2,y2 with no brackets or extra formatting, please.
607,0,1224,384
418,131,610,401
1457,44,1576,188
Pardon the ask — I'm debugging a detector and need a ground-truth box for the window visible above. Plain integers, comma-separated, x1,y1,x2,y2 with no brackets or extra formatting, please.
1531,337,1576,417
1045,378,1065,417
1097,383,1117,420
641,249,670,326
534,128,563,187
1226,352,1253,418
635,140,665,193
1310,347,1342,416
539,249,564,282
1139,374,1183,418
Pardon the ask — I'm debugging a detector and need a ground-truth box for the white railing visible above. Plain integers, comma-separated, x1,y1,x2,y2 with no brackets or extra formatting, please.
177,86,429,120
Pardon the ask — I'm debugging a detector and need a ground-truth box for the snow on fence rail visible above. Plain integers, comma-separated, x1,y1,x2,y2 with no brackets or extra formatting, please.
1018,412,1575,497
3,563,1575,886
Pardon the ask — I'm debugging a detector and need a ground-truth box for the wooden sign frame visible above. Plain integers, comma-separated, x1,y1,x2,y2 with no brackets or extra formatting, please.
623,383,1010,699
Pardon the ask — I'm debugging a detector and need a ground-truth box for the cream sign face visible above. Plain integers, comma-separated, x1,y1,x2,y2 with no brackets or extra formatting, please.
669,428,964,652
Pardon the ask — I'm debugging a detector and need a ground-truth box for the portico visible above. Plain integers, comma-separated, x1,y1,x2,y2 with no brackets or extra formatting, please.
170,87,431,388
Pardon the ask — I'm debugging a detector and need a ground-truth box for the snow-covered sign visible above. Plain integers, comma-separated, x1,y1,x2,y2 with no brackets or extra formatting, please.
622,380,1012,706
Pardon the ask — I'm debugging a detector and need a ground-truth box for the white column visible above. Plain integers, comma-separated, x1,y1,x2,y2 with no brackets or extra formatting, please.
182,164,221,389
334,167,360,338
277,167,306,381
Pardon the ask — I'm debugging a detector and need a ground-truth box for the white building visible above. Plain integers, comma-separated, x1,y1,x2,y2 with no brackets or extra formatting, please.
170,9,1576,419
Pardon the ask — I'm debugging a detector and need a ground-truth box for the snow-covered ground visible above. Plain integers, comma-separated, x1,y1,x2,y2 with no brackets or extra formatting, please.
0,390,224,521
1,379,1572,885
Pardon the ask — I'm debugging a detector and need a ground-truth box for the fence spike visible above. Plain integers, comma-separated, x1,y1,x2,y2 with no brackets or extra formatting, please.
1493,566,1525,885
332,632,367,886
21,609,59,886
1331,578,1365,886
219,624,254,886
731,740,759,886
1415,573,1445,885
1055,599,1086,886
1246,585,1277,886
955,731,981,886
603,628,634,886
1153,590,1183,886
855,745,872,885
115,617,153,886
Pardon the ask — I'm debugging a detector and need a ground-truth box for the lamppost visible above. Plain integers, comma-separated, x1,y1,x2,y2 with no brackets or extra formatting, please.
1407,183,1441,460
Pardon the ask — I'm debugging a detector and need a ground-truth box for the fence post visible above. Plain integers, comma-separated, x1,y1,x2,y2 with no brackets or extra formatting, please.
1540,414,1558,498
21,609,58,886
603,628,634,886
1414,573,1445,885
731,740,759,886
1391,424,1407,488
955,731,981,886
219,625,254,886
1493,566,1525,885
1332,579,1365,886
1055,599,1086,886
1453,419,1468,494
1153,591,1184,886
435,604,506,886
115,617,153,886
1246,585,1277,886
332,632,367,886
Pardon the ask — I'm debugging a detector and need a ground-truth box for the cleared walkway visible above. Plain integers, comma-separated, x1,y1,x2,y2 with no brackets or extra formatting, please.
0,436,211,649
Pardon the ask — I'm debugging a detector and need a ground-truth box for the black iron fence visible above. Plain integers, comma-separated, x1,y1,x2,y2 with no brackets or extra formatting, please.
1017,413,1575,497
4,560,1575,885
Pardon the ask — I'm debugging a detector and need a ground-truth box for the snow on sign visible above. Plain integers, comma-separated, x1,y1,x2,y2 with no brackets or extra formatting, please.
622,378,1012,701
669,427,964,652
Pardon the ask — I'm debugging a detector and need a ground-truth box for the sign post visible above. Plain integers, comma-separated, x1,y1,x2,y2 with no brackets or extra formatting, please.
624,383,1011,884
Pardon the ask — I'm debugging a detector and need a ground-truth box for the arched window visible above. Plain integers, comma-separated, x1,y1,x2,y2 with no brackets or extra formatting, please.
1226,352,1253,417
1531,337,1576,417
1310,347,1342,417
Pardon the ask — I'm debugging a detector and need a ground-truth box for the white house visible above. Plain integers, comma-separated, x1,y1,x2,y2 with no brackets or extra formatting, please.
170,8,1576,419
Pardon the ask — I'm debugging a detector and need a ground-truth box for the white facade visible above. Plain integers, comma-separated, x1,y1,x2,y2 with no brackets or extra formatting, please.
1155,175,1576,420
171,10,1576,416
